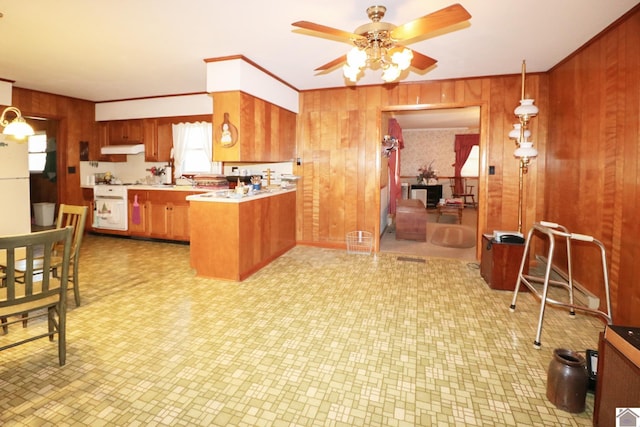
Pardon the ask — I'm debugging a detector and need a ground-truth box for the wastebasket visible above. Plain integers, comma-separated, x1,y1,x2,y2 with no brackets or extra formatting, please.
33,202,56,227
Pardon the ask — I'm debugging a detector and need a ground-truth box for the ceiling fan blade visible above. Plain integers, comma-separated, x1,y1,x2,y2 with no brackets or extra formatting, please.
292,21,364,41
315,55,347,71
407,49,437,70
390,3,471,41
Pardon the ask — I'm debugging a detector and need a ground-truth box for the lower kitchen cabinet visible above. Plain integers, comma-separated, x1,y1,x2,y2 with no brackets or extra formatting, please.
128,190,148,236
127,189,198,241
148,190,196,241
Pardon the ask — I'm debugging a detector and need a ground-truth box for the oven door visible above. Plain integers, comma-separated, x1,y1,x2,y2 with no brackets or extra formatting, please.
94,197,128,231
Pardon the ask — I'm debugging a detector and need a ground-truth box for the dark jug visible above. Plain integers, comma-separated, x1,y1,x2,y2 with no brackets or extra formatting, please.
546,348,589,413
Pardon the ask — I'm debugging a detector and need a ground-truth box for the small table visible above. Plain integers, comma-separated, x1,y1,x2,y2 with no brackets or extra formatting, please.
436,203,463,224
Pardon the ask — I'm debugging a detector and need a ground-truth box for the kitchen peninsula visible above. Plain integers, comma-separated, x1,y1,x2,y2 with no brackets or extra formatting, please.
187,188,296,281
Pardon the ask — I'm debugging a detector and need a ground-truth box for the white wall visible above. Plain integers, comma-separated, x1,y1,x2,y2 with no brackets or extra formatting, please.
96,94,212,121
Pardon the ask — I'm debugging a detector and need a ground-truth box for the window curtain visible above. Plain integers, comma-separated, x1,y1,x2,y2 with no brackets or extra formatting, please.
387,118,404,214
172,121,220,178
453,134,479,193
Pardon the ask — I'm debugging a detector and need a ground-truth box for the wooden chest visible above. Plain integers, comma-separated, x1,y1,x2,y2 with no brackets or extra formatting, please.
396,199,428,241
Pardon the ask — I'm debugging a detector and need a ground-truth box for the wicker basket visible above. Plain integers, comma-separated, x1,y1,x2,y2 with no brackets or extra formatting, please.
346,231,373,255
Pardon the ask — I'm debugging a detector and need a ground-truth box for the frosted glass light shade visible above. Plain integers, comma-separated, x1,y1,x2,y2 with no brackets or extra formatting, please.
382,65,401,82
343,64,361,82
514,99,539,117
514,141,538,158
346,47,367,68
508,123,531,140
391,49,413,71
2,117,35,140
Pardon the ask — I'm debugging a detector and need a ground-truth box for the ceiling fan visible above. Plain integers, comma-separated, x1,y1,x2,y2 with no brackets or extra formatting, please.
292,3,471,83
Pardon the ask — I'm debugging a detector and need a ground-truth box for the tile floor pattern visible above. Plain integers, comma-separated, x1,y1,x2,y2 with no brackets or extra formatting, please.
0,235,604,426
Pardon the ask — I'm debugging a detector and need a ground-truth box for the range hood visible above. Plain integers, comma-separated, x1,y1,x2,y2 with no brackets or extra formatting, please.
100,144,145,155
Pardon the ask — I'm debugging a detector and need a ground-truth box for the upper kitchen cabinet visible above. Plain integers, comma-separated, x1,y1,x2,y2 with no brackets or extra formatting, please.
90,121,125,162
108,119,144,144
212,91,296,162
143,118,166,162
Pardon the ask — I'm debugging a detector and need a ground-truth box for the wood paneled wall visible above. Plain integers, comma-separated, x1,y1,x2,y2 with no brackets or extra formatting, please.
296,75,547,254
546,8,640,325
10,88,95,206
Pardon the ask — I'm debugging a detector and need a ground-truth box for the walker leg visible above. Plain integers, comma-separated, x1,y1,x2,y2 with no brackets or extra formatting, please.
509,229,533,312
533,249,556,350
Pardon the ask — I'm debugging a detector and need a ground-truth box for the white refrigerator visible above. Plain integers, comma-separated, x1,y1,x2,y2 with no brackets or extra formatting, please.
0,135,31,235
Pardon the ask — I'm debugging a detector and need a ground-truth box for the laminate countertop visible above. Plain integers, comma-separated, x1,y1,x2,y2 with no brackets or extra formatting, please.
81,184,211,192
186,187,296,203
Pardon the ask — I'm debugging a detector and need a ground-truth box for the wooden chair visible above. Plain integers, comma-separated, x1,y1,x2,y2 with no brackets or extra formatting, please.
15,204,88,307
449,177,476,208
0,227,73,366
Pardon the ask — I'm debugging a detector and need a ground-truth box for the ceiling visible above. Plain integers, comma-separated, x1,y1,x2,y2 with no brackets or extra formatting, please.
0,1,636,126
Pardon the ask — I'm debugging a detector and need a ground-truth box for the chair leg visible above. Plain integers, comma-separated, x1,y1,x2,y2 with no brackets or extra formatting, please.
1,317,7,335
22,313,28,328
57,305,66,366
72,261,80,307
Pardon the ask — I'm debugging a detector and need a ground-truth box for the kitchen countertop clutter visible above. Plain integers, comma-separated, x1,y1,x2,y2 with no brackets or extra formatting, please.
186,186,296,203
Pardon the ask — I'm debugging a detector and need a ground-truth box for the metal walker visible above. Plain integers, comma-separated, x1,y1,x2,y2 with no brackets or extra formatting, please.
509,221,613,349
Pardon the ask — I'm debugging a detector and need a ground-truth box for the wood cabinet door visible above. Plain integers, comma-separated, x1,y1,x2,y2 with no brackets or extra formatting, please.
147,200,169,238
126,120,144,142
168,203,190,241
91,122,126,162
155,121,174,162
109,119,144,144
128,191,148,236
144,119,159,161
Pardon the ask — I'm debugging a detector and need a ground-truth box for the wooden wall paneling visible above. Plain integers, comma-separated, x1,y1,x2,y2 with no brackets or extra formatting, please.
440,81,456,104
366,107,382,248
240,92,256,159
296,74,546,255
11,88,95,207
270,107,279,161
615,12,640,322
545,8,640,325
463,79,484,103
321,110,339,244
254,96,266,160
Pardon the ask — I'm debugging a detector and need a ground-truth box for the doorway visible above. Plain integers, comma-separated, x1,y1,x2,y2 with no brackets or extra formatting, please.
379,106,482,260
27,118,59,230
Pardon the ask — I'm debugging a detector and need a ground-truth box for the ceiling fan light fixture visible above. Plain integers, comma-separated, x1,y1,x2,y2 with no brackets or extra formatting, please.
293,4,471,85
343,64,361,82
346,47,367,69
382,65,401,82
391,49,413,71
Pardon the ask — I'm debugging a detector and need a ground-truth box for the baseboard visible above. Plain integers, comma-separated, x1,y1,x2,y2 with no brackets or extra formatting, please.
535,255,600,309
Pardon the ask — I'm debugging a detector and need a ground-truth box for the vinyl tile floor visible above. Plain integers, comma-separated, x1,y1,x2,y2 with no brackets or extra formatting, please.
0,234,605,426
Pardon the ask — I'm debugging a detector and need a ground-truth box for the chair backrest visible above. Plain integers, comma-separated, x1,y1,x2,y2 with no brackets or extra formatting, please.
55,204,88,261
0,227,73,365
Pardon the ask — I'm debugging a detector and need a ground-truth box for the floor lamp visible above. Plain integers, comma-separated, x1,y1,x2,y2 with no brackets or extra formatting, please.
508,60,539,233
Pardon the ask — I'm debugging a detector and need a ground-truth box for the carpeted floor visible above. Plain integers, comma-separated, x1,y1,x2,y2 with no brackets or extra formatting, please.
380,206,478,261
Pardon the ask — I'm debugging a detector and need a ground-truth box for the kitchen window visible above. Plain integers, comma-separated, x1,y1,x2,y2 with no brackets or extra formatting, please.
172,122,219,176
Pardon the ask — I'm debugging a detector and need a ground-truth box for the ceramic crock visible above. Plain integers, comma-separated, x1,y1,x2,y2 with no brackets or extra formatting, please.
546,348,589,413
